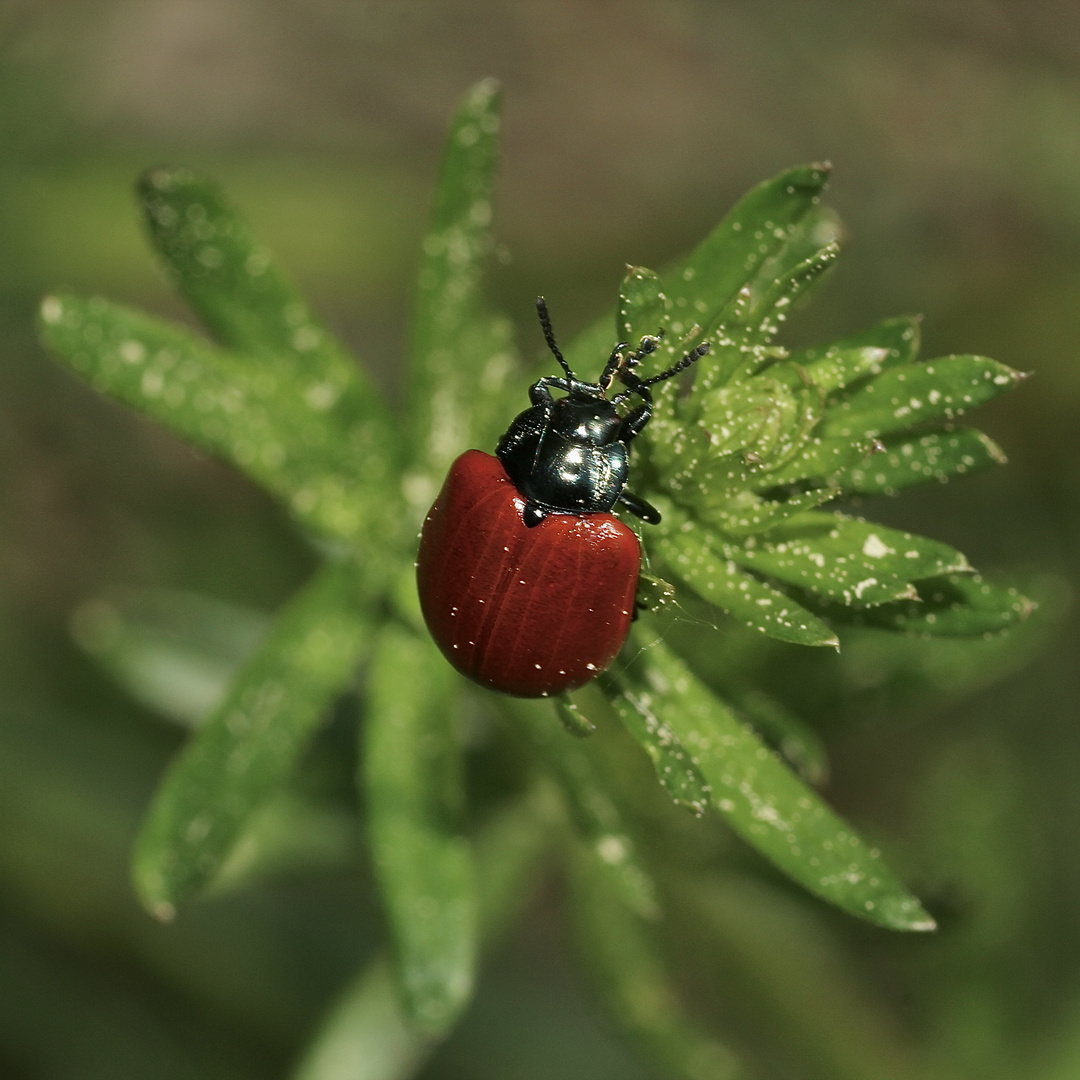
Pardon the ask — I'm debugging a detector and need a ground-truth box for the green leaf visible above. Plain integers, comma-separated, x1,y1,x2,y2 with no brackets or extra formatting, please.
758,434,882,488
702,486,841,538
209,789,357,895
569,847,743,1080
131,559,373,917
614,634,936,931
728,512,971,607
726,685,829,786
138,166,395,459
789,315,922,390
561,163,832,385
677,874,928,1080
618,265,666,345
407,79,518,486
652,516,839,647
506,698,660,920
292,958,426,1080
661,165,833,377
39,295,396,545
815,573,1036,636
798,345,892,394
70,588,269,728
363,624,477,1037
695,376,809,462
601,672,712,816
837,428,1007,494
554,695,597,738
292,786,556,1080
721,241,841,385
822,355,1027,440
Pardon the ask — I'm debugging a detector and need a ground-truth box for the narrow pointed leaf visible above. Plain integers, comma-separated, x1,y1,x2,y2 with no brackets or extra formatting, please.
570,848,744,1080
722,241,841,385
728,512,971,607
506,698,659,919
679,874,929,1080
293,787,556,1080
292,958,425,1080
662,165,833,371
822,355,1026,440
132,559,373,917
363,625,477,1037
561,163,832,381
813,574,1035,636
800,345,892,394
699,485,840,538
554,695,597,738
39,295,397,544
652,519,838,647
140,166,335,358
617,635,936,931
138,166,394,452
726,685,829,786
603,676,711,816
837,428,1007,494
407,79,518,481
618,265,666,345
759,434,882,488
789,315,922,389
70,588,270,727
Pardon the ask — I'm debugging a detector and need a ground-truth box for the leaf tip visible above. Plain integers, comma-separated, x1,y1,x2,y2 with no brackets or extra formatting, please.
137,163,197,200
150,900,177,923
471,75,501,98
871,892,937,932
800,160,832,189
133,865,177,922
459,77,503,121
39,294,63,327
556,695,597,738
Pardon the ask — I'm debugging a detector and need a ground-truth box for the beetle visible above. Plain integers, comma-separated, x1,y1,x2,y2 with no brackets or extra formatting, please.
416,297,709,698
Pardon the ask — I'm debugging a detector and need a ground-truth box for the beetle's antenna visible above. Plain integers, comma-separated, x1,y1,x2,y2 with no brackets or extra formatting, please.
637,342,711,388
536,297,575,379
611,341,711,403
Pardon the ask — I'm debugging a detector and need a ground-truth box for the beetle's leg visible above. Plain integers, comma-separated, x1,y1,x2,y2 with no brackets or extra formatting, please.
599,342,630,392
617,402,653,443
522,500,547,528
615,376,655,442
618,489,661,524
626,334,661,369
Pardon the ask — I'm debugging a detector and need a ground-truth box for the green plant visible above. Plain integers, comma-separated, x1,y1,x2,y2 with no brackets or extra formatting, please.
40,79,1031,1079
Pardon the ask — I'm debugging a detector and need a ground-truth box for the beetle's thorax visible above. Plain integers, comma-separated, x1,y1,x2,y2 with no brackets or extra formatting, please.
550,393,622,444
495,386,631,516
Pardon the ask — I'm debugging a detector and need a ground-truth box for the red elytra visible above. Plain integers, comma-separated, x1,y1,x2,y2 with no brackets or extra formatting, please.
416,450,640,697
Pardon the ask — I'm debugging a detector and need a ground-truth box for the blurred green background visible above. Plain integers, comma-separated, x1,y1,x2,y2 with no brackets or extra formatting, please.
2,2,1079,1078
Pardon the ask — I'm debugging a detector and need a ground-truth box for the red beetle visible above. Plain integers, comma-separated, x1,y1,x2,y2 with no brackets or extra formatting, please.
416,298,709,697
